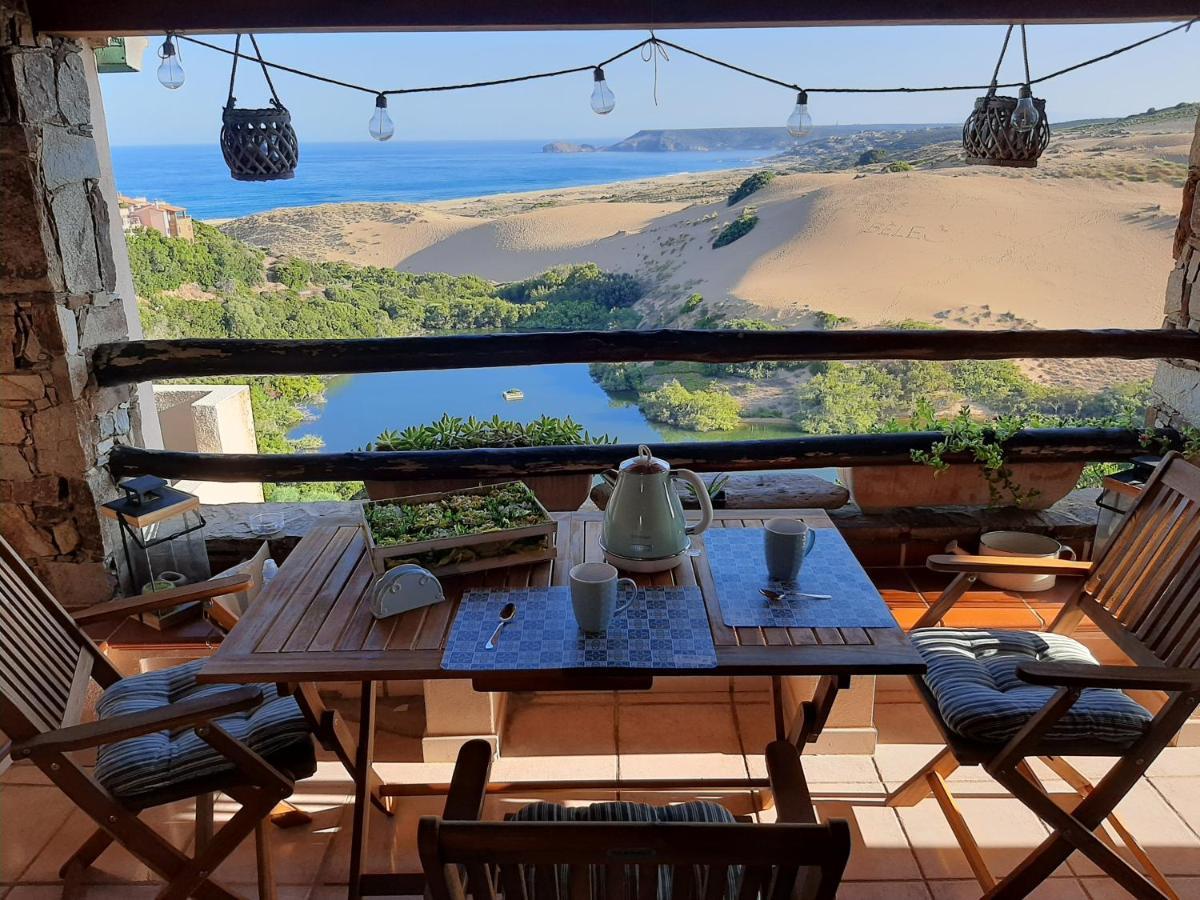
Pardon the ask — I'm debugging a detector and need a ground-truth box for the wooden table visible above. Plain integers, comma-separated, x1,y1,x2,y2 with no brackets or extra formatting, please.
201,509,923,899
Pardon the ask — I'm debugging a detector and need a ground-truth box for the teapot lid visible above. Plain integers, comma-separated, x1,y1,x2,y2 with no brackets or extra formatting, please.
619,444,670,473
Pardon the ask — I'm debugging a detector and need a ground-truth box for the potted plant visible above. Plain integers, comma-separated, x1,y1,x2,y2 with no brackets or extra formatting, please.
842,405,1085,513
364,414,616,511
678,472,731,510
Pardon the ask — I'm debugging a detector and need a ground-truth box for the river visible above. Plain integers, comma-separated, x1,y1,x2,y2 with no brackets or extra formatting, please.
287,364,812,450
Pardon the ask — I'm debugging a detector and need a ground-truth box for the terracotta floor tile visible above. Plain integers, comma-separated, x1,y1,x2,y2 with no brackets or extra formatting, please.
1152,776,1200,837
0,785,77,881
759,782,922,881
836,882,932,899
875,702,944,745
617,701,747,781
503,697,616,757
0,763,51,786
927,879,1089,899
872,744,995,787
1080,875,1200,898
891,791,1063,881
1146,747,1200,779
941,604,1043,629
211,795,342,886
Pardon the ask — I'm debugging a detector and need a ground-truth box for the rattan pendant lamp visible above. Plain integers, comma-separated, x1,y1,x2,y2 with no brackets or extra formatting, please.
220,34,300,181
962,24,1050,167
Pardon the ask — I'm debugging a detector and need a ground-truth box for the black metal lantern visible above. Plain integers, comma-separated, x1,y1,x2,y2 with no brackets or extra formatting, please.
963,25,1050,168
220,34,299,181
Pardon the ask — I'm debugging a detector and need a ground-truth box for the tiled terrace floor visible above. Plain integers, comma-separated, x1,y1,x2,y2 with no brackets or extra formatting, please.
4,570,1200,899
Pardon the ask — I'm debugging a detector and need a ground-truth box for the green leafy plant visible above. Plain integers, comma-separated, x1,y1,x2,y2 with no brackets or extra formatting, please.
908,403,1039,507
712,211,758,249
639,380,741,431
369,414,615,452
364,482,549,547
680,472,731,506
727,171,775,206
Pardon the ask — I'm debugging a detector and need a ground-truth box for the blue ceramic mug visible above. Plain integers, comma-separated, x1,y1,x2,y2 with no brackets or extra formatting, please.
763,518,817,584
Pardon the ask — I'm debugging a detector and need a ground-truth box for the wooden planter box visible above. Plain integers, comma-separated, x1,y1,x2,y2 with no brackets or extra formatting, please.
365,472,592,512
359,482,557,577
841,461,1085,513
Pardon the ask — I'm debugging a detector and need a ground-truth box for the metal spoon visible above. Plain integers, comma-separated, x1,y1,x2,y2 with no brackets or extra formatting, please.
760,587,832,603
485,602,517,649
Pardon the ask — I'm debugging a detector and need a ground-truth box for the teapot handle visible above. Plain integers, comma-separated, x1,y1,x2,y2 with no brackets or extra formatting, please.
673,469,714,537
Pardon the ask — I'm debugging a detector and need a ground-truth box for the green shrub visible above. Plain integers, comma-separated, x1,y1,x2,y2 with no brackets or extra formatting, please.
885,161,915,173
856,149,888,166
369,414,615,451
682,293,704,313
727,171,775,206
811,310,851,329
589,362,645,392
127,221,263,295
639,380,741,431
712,211,758,249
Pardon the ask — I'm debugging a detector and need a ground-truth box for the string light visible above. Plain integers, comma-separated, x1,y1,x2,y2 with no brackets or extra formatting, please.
168,21,1194,139
157,33,185,89
590,67,616,115
369,94,395,141
786,91,812,138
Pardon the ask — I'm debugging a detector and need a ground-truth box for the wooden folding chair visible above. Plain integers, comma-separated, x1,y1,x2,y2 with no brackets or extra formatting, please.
419,738,851,900
0,535,318,900
886,452,1200,899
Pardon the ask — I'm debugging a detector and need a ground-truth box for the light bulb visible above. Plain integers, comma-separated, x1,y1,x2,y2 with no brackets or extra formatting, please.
368,94,395,141
1011,86,1039,133
590,67,615,115
156,35,185,90
786,91,812,138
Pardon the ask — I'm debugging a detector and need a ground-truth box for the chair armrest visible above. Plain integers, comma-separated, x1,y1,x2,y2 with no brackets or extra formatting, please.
11,686,264,757
73,574,253,626
1018,662,1200,693
765,740,817,824
442,738,493,820
926,554,1093,577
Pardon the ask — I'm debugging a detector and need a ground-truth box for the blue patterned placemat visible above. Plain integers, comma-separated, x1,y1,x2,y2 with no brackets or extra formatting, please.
441,586,717,671
704,527,898,628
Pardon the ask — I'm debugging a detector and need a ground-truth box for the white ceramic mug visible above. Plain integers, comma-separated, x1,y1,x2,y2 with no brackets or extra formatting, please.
764,518,817,583
569,562,637,633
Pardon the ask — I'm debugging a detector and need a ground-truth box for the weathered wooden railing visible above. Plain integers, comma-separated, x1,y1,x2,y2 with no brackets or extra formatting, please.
95,328,1199,482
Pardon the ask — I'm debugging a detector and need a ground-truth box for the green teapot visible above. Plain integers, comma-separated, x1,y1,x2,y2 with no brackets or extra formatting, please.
600,445,713,572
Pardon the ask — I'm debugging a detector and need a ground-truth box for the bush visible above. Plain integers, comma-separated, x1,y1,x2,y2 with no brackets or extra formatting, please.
127,221,263,295
885,161,915,173
712,211,758,249
589,362,644,392
639,380,741,431
370,414,615,451
856,149,888,166
793,363,901,434
498,263,645,309
727,171,775,206
682,293,704,313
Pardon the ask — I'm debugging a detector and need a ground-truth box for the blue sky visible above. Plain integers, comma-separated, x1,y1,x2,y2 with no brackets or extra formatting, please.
99,23,1197,145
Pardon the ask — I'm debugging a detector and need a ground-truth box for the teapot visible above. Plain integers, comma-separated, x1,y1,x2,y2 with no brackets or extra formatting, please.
600,445,713,572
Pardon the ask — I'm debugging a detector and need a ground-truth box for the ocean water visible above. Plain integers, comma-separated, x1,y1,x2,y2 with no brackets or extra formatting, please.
110,140,770,220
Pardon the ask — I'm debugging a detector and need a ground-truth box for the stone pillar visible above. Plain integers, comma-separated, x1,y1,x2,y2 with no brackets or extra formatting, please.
1150,110,1200,427
1,1,141,607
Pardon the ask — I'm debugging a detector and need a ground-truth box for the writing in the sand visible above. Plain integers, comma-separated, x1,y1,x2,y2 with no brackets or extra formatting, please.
860,222,939,242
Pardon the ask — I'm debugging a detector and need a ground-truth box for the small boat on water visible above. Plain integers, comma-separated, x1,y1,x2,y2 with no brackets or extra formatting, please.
502,388,525,401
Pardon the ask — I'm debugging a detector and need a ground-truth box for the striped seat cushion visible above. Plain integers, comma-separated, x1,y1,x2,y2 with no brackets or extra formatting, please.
513,800,739,900
94,660,312,803
912,628,1153,745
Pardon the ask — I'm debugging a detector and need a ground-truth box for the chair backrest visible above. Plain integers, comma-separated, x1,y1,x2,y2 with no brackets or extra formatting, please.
418,816,851,900
1076,453,1200,669
0,536,111,741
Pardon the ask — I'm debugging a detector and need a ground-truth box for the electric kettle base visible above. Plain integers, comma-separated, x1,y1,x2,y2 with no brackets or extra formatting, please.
603,548,690,574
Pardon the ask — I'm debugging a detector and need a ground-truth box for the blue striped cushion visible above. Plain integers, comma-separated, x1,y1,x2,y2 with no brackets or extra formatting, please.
513,800,739,900
94,660,311,802
912,628,1153,744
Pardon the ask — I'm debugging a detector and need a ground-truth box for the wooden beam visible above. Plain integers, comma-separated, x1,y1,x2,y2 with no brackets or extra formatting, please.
90,329,1200,386
108,427,1171,482
31,1,1198,37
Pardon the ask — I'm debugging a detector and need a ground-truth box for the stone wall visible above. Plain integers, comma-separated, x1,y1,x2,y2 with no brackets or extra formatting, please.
1151,110,1200,430
0,2,138,606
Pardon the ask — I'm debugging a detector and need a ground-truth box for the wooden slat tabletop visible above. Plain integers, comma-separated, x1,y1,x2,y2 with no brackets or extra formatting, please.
200,510,923,684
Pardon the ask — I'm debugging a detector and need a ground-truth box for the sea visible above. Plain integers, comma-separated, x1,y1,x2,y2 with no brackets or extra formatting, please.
112,140,817,456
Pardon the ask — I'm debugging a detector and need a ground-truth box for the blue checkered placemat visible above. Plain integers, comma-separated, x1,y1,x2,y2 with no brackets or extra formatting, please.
441,586,717,671
703,527,898,628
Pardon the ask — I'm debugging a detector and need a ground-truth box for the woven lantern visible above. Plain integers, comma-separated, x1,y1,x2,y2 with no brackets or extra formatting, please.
962,26,1050,168
220,34,299,181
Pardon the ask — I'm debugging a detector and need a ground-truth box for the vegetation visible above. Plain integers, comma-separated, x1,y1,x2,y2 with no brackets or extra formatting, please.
885,161,915,173
681,293,704,313
712,211,759,249
856,149,888,166
639,380,741,431
369,414,615,451
364,482,548,546
727,171,775,206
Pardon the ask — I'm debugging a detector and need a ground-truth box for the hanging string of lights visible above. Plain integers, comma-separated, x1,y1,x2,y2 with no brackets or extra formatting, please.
159,20,1194,142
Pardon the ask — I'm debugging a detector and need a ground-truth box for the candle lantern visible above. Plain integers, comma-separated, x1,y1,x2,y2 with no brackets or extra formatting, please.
1094,456,1159,554
101,476,212,628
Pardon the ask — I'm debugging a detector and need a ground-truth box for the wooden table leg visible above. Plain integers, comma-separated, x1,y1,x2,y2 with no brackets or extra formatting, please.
770,676,787,741
347,680,377,900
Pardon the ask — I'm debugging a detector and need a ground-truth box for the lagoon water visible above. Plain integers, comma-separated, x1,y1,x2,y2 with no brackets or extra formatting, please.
288,364,810,451
111,141,770,220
